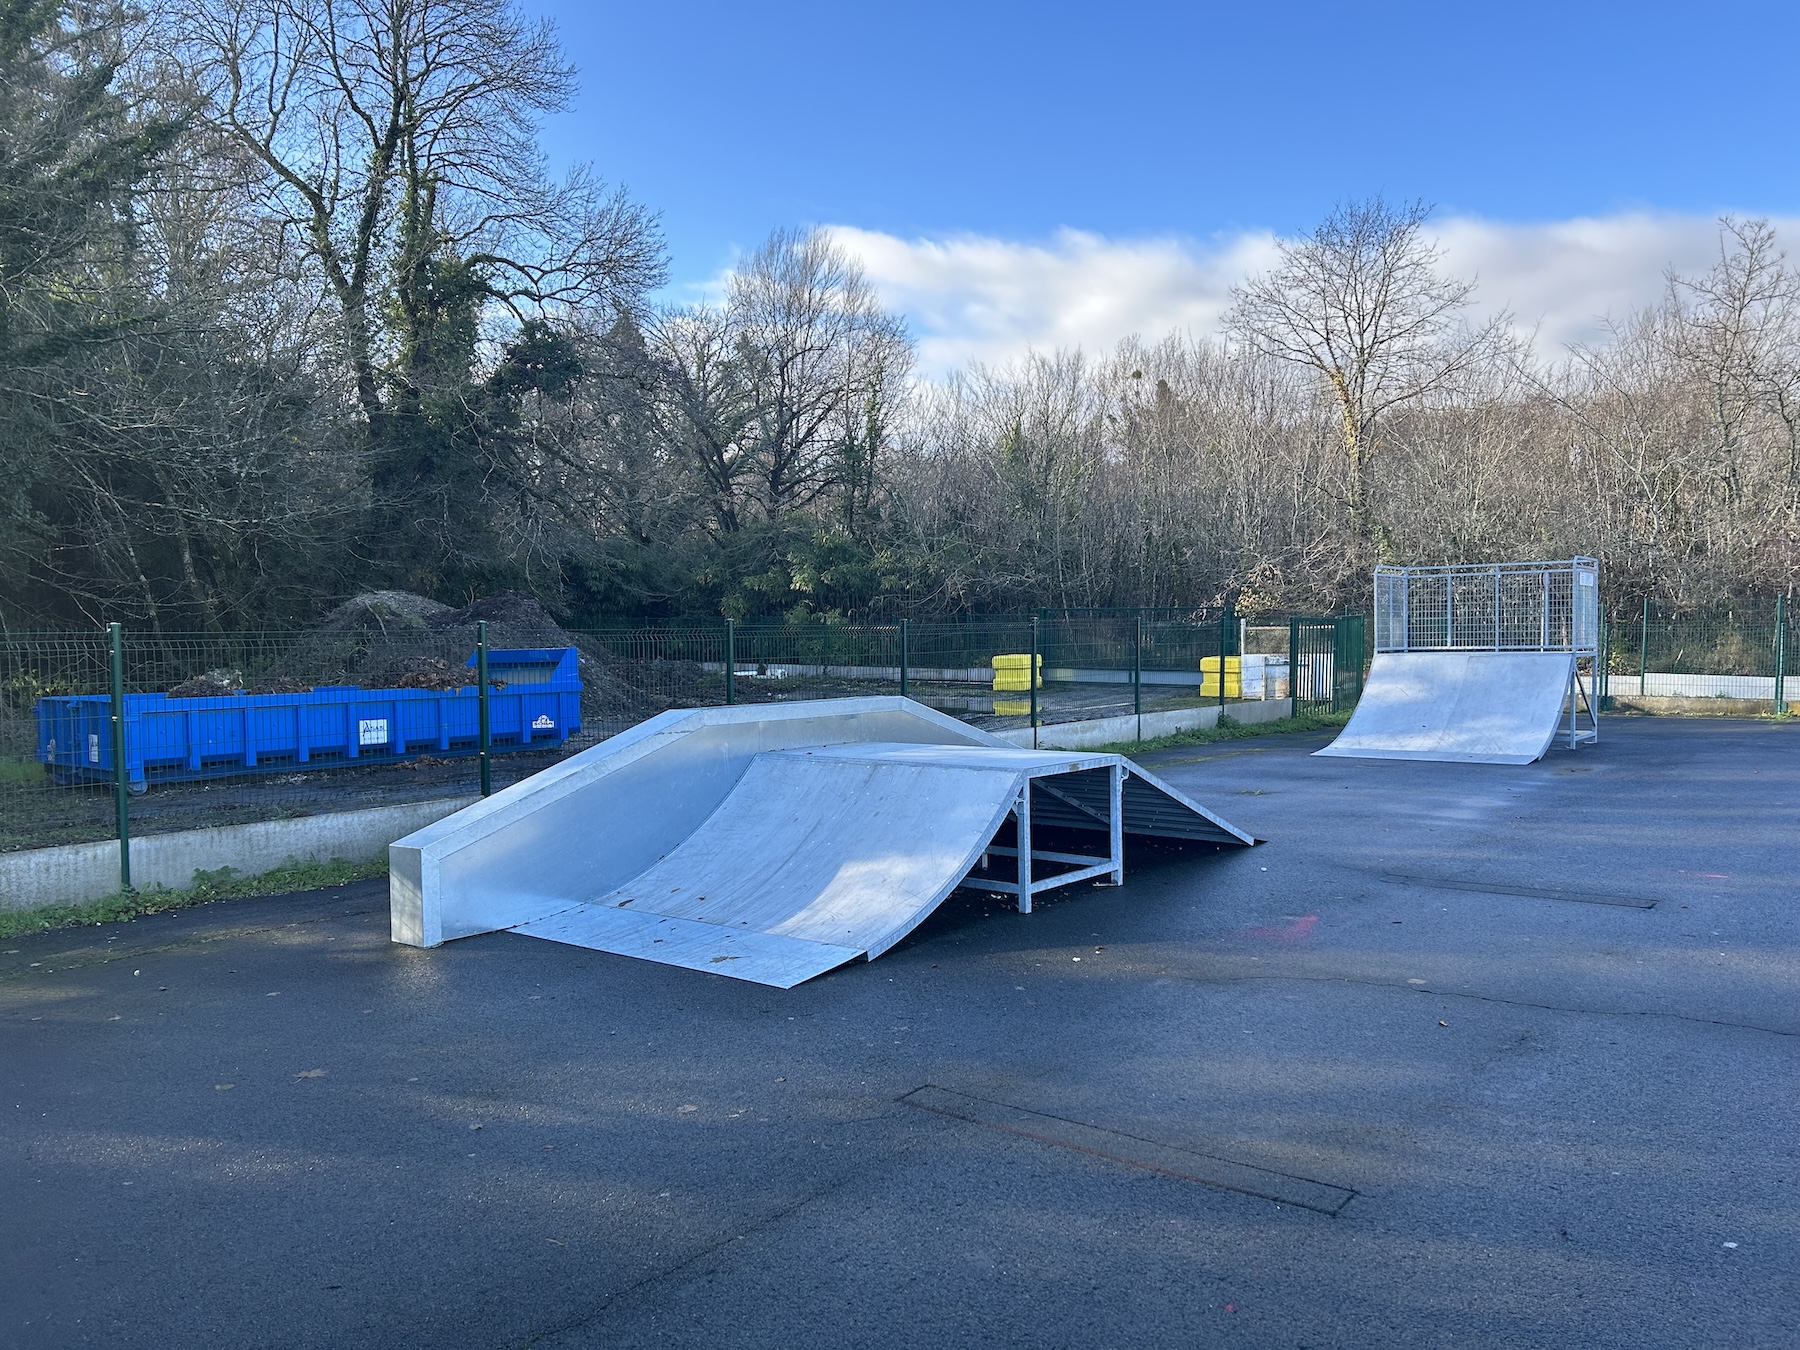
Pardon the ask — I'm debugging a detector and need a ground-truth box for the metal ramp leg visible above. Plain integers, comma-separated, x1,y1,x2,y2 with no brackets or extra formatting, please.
1097,762,1125,887
1566,663,1599,750
967,767,1128,908
1015,785,1032,914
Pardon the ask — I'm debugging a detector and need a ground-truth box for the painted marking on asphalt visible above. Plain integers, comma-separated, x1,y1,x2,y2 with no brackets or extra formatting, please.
900,1085,1356,1215
1379,874,1658,909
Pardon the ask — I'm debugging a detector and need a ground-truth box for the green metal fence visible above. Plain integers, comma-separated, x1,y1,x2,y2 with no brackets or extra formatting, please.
9,596,1790,875
1289,614,1366,714
1601,597,1792,712
3,607,1347,867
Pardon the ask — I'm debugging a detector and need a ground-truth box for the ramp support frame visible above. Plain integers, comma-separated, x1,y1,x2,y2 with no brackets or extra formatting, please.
963,763,1127,911
1566,662,1599,749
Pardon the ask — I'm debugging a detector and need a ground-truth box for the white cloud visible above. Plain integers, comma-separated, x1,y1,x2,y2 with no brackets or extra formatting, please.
824,213,1800,378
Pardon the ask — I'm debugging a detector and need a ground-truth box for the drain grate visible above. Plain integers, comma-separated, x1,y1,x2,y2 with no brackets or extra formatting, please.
1380,874,1657,909
901,1085,1356,1215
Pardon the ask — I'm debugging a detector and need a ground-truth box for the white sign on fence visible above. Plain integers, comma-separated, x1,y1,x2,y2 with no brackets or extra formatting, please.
358,718,389,746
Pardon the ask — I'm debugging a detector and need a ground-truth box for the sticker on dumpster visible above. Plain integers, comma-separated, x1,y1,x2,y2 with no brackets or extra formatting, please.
88,733,101,764
358,718,389,746
532,714,555,730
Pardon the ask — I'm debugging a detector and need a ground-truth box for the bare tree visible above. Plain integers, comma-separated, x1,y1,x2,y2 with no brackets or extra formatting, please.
1226,197,1508,551
176,0,664,424
725,229,912,522
650,229,911,535
1671,217,1800,586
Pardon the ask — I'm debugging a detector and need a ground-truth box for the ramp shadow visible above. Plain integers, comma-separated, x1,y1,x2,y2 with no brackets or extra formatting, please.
892,825,1241,953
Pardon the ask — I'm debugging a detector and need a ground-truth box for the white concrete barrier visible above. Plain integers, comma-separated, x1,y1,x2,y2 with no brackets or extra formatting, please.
1605,673,1777,699
1,796,476,913
994,699,1295,750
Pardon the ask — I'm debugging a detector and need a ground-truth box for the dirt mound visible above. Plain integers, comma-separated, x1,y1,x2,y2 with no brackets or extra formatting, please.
374,654,507,691
245,676,314,695
429,591,568,640
314,590,454,637
285,589,688,728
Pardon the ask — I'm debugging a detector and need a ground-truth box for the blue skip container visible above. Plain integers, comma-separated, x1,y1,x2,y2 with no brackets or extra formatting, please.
36,648,582,791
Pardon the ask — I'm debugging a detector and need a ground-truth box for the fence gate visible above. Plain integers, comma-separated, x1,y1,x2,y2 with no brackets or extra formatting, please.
1288,615,1365,713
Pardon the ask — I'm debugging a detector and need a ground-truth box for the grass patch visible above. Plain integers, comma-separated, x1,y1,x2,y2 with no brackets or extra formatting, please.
0,855,387,940
1090,706,1353,755
0,756,44,787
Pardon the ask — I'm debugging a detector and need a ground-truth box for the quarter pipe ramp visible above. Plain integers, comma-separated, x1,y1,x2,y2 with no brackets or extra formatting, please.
1316,651,1586,765
391,699,1254,988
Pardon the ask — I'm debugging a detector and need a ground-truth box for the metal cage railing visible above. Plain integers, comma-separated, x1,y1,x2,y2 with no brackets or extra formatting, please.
1375,558,1599,655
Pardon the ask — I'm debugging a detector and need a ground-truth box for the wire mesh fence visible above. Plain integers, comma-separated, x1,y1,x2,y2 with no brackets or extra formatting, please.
3,608,1342,861
2,631,117,853
1602,597,1792,708
8,588,1785,876
1290,615,1367,713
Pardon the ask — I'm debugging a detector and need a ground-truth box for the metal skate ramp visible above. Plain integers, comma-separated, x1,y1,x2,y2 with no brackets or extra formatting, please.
390,699,1253,988
1316,651,1583,765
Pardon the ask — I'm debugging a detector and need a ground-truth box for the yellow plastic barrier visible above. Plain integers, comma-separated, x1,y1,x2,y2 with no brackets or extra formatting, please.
991,653,1042,691
1200,655,1241,699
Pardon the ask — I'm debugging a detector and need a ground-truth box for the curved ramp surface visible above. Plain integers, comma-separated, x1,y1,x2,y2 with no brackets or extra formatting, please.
390,700,1252,988
1317,651,1579,765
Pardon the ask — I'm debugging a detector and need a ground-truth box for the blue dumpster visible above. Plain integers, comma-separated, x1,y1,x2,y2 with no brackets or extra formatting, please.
35,647,582,790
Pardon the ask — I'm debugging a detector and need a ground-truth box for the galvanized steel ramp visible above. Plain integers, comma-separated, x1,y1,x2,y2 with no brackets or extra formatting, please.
1317,651,1585,765
390,699,1252,988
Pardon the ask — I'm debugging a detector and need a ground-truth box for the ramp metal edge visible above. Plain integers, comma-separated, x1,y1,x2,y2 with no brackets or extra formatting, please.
512,903,866,988
1314,746,1544,765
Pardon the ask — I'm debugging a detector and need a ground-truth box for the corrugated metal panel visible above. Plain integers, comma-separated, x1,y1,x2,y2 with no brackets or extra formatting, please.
1037,765,1254,844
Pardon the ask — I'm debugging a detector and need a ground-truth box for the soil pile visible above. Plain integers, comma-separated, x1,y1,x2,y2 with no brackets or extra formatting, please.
289,589,691,728
313,591,455,638
155,590,712,731
376,654,504,691
426,592,576,648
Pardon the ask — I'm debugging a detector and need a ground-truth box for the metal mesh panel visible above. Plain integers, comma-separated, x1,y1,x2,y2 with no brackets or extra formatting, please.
727,623,901,707
7,609,1352,861
1290,615,1365,712
1606,600,1787,704
1374,559,1598,653
2,631,115,852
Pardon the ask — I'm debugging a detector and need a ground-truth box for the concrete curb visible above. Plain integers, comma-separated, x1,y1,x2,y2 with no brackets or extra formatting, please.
993,699,1295,750
1607,695,1778,717
1,796,477,913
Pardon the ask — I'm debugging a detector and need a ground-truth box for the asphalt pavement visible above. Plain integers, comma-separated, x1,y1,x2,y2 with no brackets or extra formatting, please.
3,715,1796,1349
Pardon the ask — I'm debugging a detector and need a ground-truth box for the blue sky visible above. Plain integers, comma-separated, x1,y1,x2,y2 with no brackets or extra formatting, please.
533,0,1800,369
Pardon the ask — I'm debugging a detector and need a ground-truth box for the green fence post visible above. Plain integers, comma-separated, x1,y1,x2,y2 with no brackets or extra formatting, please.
1605,601,1620,709
1132,614,1142,741
899,618,910,699
725,618,736,705
1217,601,1232,712
1775,595,1788,715
109,622,132,893
477,620,492,797
1287,615,1300,713
1029,613,1039,747
1639,597,1650,698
